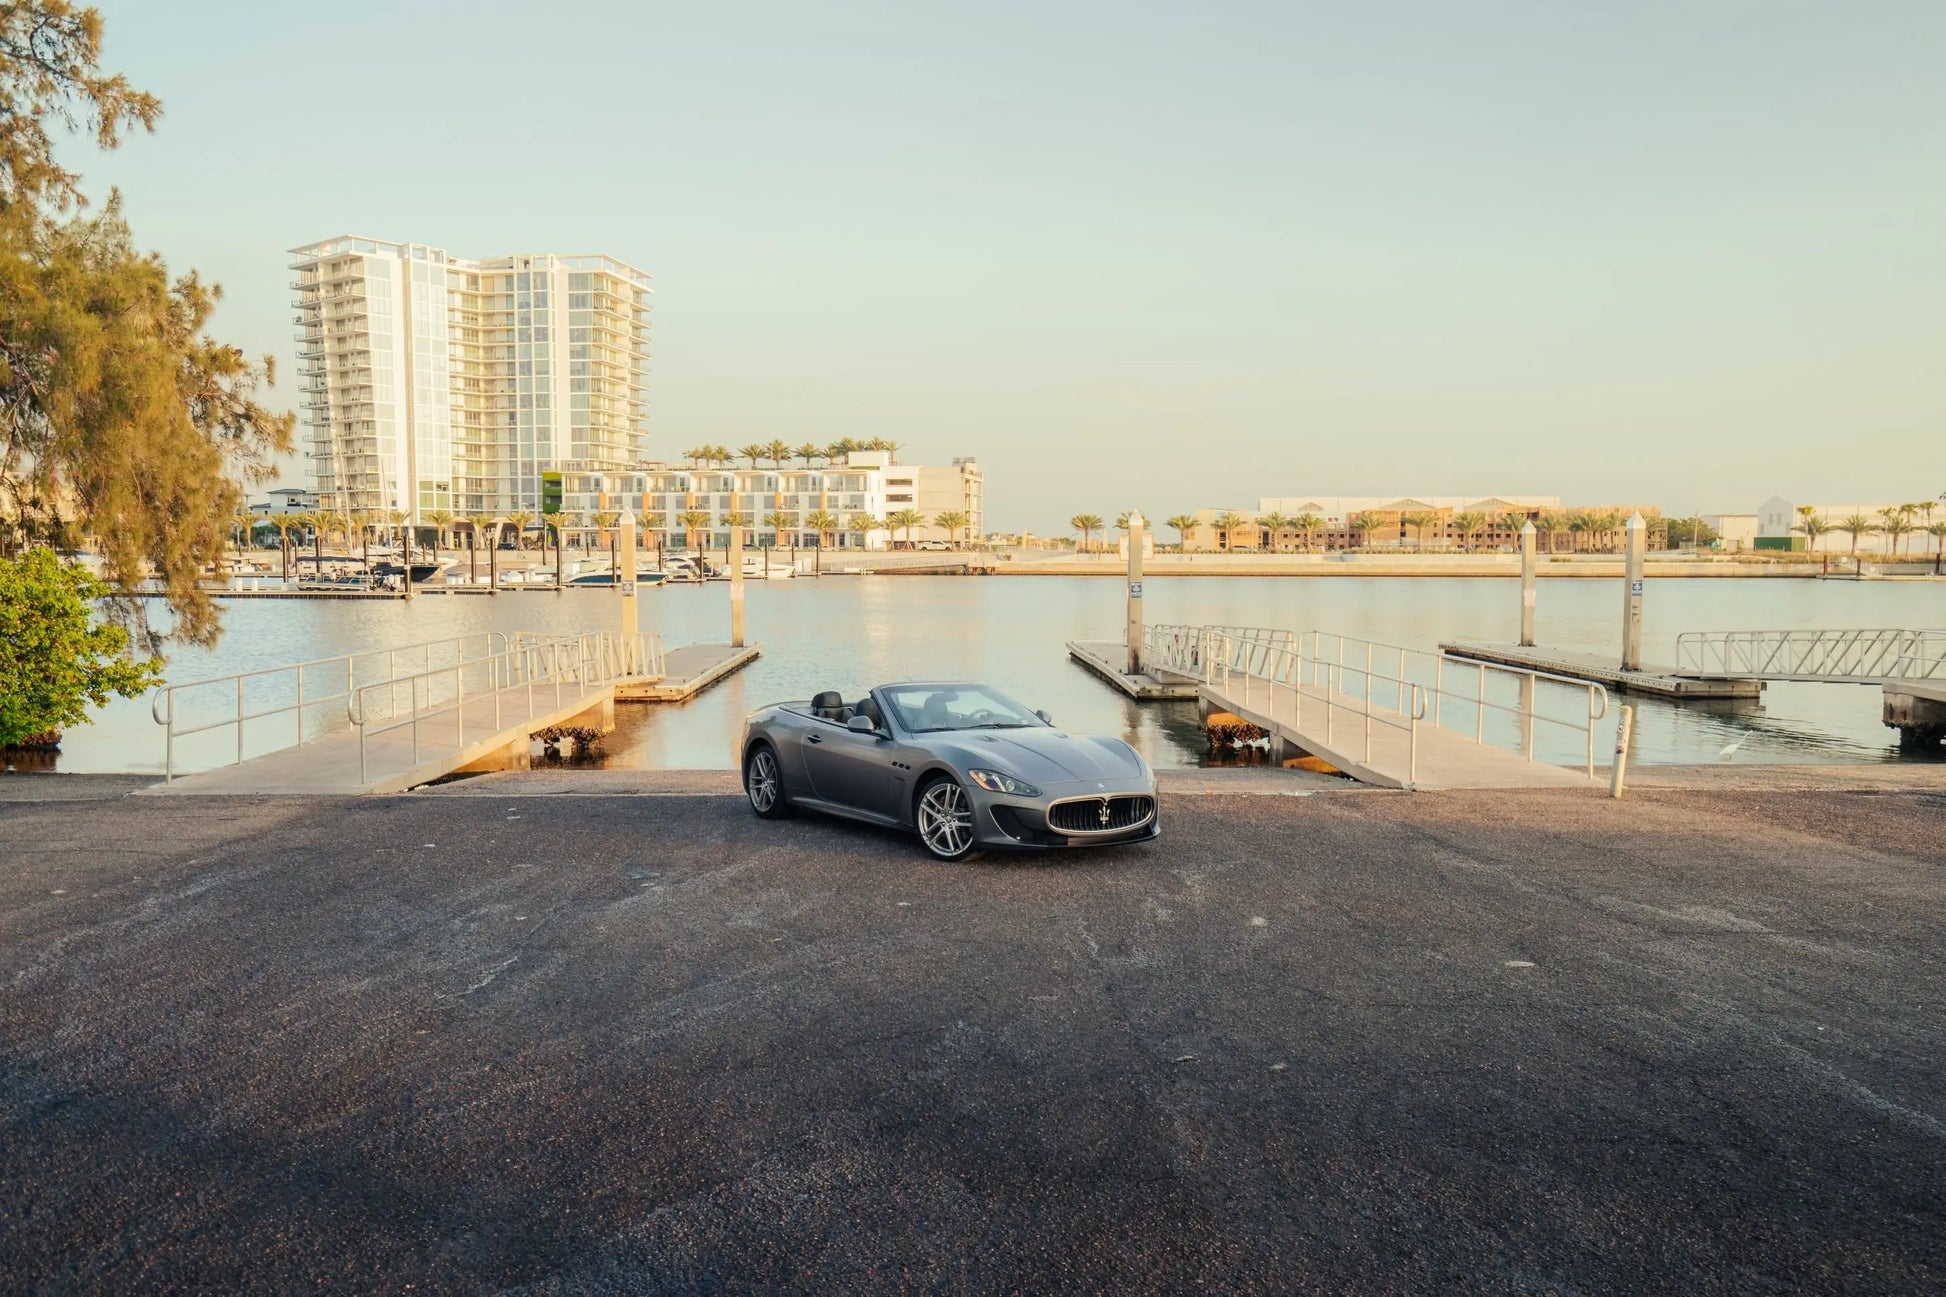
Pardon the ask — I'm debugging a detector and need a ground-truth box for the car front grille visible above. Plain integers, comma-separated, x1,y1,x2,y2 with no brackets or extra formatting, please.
1047,795,1156,835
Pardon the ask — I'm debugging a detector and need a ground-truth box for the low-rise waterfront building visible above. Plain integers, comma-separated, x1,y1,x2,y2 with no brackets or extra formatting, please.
1758,496,1941,555
555,450,983,551
250,488,319,516
1172,496,1666,552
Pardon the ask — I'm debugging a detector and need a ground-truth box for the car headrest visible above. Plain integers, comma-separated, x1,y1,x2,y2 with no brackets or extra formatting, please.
853,696,883,728
811,690,845,719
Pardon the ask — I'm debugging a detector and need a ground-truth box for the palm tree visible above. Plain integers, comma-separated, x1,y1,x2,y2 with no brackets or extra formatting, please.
826,438,858,464
1293,513,1326,552
1257,511,1289,553
1879,506,1913,557
883,440,902,464
847,512,882,549
1402,511,1436,553
737,442,767,469
1071,513,1105,552
763,438,792,469
887,507,925,547
1453,511,1488,553
763,511,793,548
1167,514,1197,552
675,508,713,554
804,509,840,549
933,509,970,548
1204,511,1242,552
1928,521,1946,575
1566,512,1592,552
1834,514,1877,556
796,442,824,468
1348,515,1379,549
504,509,535,550
1794,509,1828,554
264,514,298,579
424,509,455,553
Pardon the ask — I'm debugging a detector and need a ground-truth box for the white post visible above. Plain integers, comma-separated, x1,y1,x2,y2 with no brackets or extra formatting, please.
1609,704,1635,798
617,511,638,636
729,502,746,649
1622,512,1646,670
1125,509,1146,675
1519,520,1537,647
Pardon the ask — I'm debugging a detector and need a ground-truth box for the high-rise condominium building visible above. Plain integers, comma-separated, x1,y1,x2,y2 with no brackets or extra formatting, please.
290,236,651,518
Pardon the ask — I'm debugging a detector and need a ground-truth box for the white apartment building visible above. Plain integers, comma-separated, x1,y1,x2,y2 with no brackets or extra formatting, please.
291,236,651,518
558,451,984,550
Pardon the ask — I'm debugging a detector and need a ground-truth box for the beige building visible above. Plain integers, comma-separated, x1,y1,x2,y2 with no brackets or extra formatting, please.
1177,496,1664,552
557,450,983,550
291,236,651,518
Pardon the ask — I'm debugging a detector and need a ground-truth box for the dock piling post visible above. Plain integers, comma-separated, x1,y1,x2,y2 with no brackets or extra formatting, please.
1622,512,1645,671
1609,704,1635,798
729,519,746,648
1125,509,1146,675
617,512,638,635
1519,520,1537,646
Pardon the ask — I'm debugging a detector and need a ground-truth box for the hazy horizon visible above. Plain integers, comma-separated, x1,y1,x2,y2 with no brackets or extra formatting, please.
85,1,1943,529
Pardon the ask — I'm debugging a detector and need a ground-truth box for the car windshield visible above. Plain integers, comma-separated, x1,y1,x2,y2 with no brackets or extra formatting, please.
881,684,1046,734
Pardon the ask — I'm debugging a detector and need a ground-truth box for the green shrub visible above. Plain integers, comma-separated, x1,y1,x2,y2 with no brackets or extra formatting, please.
0,548,162,748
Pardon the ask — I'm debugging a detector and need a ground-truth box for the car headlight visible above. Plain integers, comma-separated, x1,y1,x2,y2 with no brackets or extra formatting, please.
967,768,1040,796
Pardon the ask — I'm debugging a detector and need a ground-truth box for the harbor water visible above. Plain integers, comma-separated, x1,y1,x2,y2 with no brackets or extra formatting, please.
34,575,1944,775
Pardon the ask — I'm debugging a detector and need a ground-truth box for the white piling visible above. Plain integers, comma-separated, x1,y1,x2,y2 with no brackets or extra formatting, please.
1519,520,1537,647
1622,512,1646,671
1126,509,1146,675
617,511,638,634
1609,704,1635,798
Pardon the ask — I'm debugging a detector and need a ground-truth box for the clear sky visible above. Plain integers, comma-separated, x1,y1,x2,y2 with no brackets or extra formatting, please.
87,0,1944,528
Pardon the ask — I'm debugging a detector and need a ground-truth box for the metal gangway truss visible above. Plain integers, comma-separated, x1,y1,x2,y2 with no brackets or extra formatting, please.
1673,629,1946,684
1145,624,1609,790
146,630,664,793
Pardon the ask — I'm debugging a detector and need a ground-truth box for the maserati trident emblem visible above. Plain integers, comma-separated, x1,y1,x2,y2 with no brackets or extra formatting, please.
1098,798,1112,826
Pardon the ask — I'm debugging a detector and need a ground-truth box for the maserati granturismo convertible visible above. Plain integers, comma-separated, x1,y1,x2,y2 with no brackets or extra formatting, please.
739,682,1160,860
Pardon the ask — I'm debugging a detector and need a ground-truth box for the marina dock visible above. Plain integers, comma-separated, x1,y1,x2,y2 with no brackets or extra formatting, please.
1440,642,1764,699
615,643,762,702
1065,640,1198,699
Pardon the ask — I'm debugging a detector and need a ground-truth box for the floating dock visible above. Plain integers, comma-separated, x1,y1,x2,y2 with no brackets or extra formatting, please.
616,643,761,702
1065,641,1198,699
1440,643,1764,700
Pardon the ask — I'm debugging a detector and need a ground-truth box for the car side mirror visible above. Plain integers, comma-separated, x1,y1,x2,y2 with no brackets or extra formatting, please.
1036,709,1052,725
846,714,879,735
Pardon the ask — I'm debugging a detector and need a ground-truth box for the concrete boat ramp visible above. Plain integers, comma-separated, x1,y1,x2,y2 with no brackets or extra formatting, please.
143,637,758,796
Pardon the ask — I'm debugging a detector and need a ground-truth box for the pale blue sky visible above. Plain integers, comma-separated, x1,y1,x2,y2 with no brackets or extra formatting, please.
88,0,1944,526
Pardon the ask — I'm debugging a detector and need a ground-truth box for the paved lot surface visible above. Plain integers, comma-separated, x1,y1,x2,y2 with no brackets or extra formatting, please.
0,777,1941,1293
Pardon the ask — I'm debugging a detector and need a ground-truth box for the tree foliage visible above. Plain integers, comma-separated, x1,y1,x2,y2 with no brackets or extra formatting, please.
0,3,293,648
0,546,160,745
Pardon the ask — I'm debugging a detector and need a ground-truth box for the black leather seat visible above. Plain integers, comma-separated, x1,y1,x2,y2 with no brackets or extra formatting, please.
852,696,883,730
811,690,849,721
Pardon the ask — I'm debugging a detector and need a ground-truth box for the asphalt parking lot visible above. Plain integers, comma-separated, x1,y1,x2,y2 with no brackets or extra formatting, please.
1,778,1941,1293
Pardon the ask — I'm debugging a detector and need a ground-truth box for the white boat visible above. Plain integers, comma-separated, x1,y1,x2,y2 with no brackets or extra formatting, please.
742,554,796,579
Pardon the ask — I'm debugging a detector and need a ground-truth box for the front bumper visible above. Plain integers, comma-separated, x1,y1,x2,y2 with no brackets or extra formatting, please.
968,783,1161,850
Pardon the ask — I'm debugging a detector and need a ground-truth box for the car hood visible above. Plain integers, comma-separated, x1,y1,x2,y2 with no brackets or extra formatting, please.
933,729,1149,785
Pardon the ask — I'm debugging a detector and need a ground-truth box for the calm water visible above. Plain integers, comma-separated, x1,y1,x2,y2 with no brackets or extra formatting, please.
35,576,1945,775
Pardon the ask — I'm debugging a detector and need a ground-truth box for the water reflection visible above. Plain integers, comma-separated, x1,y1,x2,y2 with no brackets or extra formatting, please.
36,576,1944,774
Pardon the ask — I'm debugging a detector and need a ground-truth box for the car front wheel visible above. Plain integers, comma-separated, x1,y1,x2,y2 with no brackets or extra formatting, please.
915,776,977,861
744,743,791,819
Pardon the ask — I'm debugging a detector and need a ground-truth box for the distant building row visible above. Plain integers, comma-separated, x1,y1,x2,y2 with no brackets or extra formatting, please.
1703,496,1945,555
1179,496,1665,552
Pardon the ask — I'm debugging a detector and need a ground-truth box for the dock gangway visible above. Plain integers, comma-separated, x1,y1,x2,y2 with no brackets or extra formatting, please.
1673,629,1946,684
1147,625,1610,789
148,630,663,791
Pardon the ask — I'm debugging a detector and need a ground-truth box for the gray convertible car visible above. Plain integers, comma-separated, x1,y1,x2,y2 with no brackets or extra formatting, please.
740,681,1159,860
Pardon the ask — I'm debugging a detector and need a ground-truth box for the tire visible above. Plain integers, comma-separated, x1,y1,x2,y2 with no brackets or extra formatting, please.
915,775,978,861
743,742,792,819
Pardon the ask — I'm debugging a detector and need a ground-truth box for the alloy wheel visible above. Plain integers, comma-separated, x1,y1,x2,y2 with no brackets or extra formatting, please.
746,748,780,813
918,780,974,858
